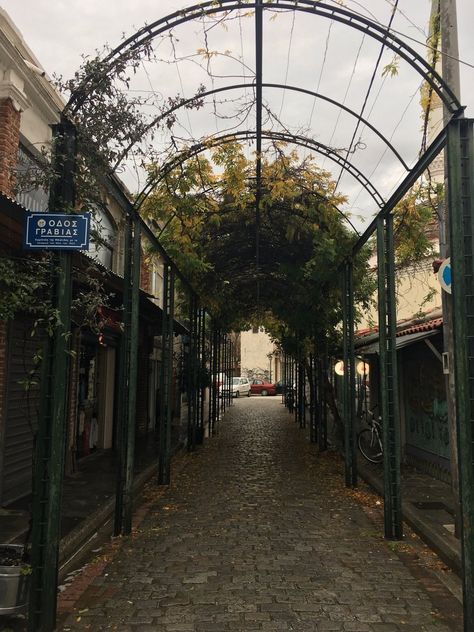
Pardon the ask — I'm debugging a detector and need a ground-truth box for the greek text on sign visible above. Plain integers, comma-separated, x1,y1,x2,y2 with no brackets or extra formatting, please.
24,212,90,250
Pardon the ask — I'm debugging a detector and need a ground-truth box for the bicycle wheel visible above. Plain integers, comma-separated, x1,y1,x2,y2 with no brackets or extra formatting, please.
358,428,383,464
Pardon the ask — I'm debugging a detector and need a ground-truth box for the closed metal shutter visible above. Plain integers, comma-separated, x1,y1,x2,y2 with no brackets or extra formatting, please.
1,318,41,505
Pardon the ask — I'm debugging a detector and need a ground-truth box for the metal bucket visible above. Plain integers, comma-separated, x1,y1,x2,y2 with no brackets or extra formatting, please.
0,544,29,615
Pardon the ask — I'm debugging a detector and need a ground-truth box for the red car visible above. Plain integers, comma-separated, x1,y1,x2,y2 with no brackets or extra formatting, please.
250,379,277,396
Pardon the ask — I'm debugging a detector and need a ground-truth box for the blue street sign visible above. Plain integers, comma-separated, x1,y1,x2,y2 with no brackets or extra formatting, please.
437,257,452,294
23,212,90,250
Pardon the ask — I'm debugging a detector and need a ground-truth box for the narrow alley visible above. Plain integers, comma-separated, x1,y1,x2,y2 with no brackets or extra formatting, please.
57,399,462,632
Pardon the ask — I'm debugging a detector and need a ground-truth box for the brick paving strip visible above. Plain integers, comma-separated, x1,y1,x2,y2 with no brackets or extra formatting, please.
57,399,463,632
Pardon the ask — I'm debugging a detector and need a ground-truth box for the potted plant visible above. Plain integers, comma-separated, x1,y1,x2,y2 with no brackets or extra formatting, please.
0,544,31,614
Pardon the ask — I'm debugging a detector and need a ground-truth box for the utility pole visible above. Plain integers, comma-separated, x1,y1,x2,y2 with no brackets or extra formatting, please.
437,0,462,536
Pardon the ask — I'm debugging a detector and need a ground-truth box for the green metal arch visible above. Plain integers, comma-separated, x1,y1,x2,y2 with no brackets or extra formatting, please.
112,82,410,173
66,0,462,117
133,129,384,215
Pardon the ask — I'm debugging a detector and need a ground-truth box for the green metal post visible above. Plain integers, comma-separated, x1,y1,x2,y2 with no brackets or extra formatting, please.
123,219,141,534
211,326,218,435
293,357,297,419
114,215,132,535
209,326,214,435
228,338,231,404
298,360,305,429
199,309,206,443
158,264,169,484
229,339,233,407
195,306,203,443
281,352,286,405
386,214,402,539
224,335,228,410
187,297,193,450
309,352,315,442
320,347,328,451
221,334,226,414
217,330,222,422
227,337,230,407
314,353,320,443
166,269,175,479
342,267,349,485
315,354,321,445
447,117,474,629
28,119,76,632
377,216,402,539
291,356,295,417
343,263,357,487
227,338,230,406
165,268,175,479
158,264,174,485
215,329,220,426
342,267,351,486
187,294,198,451
228,338,232,407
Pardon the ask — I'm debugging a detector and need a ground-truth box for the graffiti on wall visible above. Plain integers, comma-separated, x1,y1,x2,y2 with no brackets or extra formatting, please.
406,398,449,458
403,342,449,460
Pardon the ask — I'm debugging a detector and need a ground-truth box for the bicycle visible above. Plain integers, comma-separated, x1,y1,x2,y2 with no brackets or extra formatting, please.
357,409,383,464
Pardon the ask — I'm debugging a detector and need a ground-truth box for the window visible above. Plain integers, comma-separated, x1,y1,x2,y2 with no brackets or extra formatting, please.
16,145,49,212
88,206,116,269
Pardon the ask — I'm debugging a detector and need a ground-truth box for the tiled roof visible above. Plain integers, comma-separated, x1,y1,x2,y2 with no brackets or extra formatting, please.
396,317,443,338
356,311,443,344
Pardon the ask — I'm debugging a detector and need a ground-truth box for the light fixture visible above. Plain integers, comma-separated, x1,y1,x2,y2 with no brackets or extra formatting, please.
356,361,370,376
334,360,344,376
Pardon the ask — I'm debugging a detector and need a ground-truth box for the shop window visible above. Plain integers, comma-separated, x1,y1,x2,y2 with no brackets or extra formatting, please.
77,344,99,458
16,144,49,212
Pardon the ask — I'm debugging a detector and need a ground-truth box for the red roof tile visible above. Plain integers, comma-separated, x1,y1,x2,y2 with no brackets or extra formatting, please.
396,317,443,338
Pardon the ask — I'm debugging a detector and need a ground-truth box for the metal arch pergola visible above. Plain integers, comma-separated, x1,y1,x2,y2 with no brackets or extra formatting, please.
65,0,461,117
111,82,410,173
133,129,385,213
29,2,474,632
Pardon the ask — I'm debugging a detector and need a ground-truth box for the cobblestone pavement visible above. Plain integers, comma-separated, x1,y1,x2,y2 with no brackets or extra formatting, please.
58,398,462,632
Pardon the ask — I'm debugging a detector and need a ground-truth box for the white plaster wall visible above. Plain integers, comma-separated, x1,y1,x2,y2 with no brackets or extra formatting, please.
358,260,442,331
240,329,276,377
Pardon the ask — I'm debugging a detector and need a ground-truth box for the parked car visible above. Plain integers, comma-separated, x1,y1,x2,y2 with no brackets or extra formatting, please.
250,379,277,396
212,372,227,389
231,376,251,398
275,380,296,394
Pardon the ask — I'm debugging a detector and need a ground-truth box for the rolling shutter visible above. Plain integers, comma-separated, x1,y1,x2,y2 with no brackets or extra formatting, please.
1,318,41,505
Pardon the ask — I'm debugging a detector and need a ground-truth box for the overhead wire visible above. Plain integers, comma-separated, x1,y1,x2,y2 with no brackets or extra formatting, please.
348,82,421,215
321,33,366,171
168,32,195,139
420,0,441,156
278,9,296,120
334,0,400,193
326,0,474,71
201,14,220,135
238,7,252,162
307,20,333,130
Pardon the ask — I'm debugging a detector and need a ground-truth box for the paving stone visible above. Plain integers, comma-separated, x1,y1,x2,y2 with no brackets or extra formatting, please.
57,399,462,631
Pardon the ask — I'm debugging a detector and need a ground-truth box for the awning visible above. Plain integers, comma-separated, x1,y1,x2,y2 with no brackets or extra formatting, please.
357,329,438,355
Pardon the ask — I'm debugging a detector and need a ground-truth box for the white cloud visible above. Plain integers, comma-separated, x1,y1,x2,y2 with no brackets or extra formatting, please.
2,0,473,226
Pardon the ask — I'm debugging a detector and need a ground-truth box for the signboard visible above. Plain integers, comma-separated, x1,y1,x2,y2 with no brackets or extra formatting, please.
24,212,90,250
437,257,452,294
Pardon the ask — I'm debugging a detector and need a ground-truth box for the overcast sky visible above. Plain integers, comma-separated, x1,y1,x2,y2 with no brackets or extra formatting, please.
2,0,474,228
